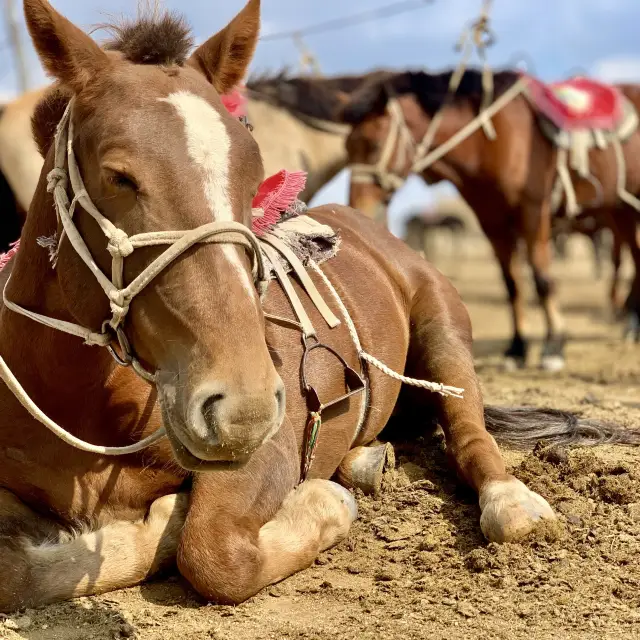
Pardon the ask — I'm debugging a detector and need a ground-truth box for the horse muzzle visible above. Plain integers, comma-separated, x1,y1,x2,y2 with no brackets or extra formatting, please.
157,374,286,469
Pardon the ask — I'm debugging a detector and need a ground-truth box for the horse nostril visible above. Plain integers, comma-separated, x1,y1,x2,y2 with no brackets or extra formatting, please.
201,393,225,427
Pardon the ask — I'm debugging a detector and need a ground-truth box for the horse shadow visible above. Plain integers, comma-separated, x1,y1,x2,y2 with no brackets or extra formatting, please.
378,419,487,556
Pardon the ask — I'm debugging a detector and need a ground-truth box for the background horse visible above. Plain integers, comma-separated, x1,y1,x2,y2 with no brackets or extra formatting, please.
339,69,640,370
403,207,467,259
0,91,43,251
3,0,638,614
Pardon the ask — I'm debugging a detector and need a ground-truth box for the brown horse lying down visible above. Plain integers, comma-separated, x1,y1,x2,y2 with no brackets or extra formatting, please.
1,0,638,613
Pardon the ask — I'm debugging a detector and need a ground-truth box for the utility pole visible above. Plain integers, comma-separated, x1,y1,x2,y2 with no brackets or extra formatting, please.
293,33,322,77
4,0,30,94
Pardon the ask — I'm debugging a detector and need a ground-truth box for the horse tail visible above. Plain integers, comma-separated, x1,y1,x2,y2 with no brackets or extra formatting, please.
484,405,640,449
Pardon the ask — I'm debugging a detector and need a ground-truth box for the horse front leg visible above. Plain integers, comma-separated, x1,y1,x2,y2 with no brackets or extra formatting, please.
177,425,357,605
0,488,188,612
405,272,555,543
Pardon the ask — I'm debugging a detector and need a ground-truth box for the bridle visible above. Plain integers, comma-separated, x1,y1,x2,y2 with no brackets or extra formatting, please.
3,99,268,382
349,98,417,194
348,78,529,197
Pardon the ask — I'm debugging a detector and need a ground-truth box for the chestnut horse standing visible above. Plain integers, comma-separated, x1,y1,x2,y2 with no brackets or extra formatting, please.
1,0,638,613
340,70,640,368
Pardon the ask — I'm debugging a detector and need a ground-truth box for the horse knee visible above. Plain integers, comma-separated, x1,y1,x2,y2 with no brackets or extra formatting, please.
177,529,261,605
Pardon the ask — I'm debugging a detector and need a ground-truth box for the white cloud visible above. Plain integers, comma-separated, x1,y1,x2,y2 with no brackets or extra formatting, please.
591,56,640,83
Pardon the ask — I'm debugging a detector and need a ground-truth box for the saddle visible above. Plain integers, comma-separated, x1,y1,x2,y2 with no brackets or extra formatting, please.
523,74,640,215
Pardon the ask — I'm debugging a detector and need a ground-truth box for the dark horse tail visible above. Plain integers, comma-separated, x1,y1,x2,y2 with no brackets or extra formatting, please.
484,405,640,449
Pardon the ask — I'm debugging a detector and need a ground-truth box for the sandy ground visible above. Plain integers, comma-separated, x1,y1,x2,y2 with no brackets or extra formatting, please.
2,231,639,640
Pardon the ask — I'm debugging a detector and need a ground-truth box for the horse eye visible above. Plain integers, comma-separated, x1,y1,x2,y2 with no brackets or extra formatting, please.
108,171,138,191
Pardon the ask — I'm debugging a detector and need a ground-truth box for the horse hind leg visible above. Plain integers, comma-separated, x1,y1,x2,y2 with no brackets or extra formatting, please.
483,226,529,369
522,204,567,371
334,442,395,495
0,489,188,612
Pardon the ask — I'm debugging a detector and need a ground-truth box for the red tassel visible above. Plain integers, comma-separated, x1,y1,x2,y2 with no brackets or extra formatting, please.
251,170,307,236
0,240,19,272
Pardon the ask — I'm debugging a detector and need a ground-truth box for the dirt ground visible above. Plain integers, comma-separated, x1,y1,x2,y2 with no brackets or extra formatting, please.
2,231,640,640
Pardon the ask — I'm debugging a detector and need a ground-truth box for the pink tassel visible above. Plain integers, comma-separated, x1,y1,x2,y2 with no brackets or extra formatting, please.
0,240,20,272
251,170,307,236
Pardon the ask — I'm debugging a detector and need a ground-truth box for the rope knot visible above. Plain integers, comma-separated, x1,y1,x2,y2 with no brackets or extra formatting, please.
108,292,130,328
46,168,68,193
107,229,134,258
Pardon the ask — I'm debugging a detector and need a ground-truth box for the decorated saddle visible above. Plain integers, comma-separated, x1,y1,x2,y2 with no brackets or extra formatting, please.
525,75,626,131
523,74,639,215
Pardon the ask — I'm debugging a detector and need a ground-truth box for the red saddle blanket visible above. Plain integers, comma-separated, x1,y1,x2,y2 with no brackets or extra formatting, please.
523,74,624,131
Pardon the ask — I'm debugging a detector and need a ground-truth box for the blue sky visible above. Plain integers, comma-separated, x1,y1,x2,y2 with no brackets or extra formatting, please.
2,0,640,235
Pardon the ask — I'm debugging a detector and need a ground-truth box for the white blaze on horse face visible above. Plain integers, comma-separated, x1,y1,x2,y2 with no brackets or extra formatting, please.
159,91,254,298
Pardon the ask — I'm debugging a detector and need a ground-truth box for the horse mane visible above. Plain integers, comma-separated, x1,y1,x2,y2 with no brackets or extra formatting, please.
341,68,520,124
32,8,195,157
247,68,394,123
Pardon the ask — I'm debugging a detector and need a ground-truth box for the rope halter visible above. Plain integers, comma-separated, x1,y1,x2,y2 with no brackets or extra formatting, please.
3,99,268,381
349,97,414,193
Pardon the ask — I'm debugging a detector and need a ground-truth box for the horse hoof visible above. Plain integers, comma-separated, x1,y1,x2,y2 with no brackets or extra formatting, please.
503,356,525,372
479,477,555,543
325,481,359,522
334,443,395,496
540,354,565,372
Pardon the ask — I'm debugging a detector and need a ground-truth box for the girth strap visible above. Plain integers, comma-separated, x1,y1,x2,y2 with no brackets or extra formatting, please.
260,233,341,331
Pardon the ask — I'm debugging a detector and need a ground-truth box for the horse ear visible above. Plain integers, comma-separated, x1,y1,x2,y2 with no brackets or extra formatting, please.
23,0,109,92
186,0,260,94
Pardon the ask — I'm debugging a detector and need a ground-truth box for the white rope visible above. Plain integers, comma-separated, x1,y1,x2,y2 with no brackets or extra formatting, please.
0,352,166,455
308,261,465,399
411,78,528,173
0,98,268,456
